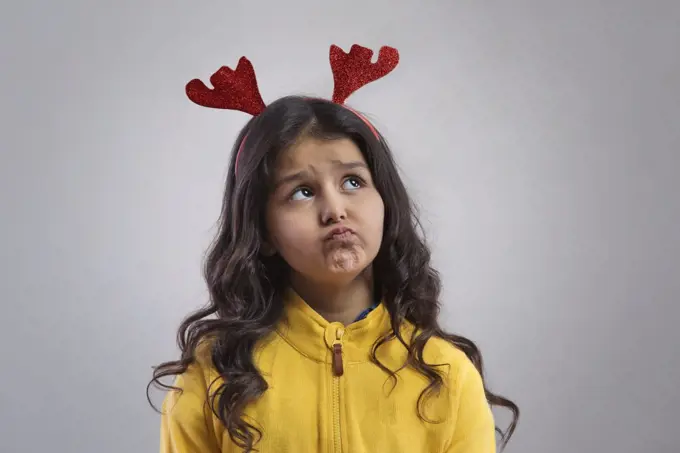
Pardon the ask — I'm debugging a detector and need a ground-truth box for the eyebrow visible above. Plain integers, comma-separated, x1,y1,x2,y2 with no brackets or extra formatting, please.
331,160,369,171
273,170,309,191
273,160,369,190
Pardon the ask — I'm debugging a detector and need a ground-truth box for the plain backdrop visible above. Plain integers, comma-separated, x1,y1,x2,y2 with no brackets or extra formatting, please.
1,1,678,452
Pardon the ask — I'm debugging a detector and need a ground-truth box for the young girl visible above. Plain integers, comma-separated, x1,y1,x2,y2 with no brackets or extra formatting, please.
149,44,519,453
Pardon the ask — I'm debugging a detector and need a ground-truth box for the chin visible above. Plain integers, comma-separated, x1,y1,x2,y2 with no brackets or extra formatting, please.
299,260,374,288
319,252,377,284
326,247,367,273
289,244,378,285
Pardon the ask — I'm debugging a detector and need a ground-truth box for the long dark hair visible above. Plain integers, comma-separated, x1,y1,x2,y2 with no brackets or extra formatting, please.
148,95,519,451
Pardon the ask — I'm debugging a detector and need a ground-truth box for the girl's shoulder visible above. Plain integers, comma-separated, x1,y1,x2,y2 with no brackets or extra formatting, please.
394,320,481,385
422,334,482,386
168,336,221,394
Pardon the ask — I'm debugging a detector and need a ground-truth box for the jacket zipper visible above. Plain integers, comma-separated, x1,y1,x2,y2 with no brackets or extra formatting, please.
331,328,345,453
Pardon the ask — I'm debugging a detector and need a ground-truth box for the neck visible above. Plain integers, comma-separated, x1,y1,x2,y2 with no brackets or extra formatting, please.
290,269,375,325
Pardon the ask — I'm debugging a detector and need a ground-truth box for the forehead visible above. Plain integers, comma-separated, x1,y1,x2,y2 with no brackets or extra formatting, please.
274,137,366,173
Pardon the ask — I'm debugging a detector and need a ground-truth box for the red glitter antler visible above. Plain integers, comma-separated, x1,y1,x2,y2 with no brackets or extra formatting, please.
185,57,266,116
330,44,400,104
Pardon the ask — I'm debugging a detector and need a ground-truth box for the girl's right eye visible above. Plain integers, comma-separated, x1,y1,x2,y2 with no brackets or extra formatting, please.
290,187,313,201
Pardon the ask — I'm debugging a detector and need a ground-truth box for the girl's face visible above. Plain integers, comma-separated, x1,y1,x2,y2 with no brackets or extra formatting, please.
265,137,385,286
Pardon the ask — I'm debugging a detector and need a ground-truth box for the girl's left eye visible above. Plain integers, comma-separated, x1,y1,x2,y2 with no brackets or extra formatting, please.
342,177,363,190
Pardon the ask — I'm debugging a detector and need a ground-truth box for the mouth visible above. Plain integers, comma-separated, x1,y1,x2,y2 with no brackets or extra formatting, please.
324,227,356,241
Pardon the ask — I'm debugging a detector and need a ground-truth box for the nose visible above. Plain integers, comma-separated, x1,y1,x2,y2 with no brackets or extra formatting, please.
319,190,347,225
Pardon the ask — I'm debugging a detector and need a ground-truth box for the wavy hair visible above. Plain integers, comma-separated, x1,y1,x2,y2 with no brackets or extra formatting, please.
148,96,519,451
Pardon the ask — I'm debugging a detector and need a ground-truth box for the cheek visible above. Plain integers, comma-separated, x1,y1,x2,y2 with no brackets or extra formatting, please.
360,191,385,237
267,209,317,252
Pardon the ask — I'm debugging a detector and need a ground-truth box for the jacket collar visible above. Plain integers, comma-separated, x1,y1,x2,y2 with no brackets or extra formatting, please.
275,288,391,364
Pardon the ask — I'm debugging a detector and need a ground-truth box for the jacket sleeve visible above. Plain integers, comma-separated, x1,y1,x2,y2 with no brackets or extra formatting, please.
159,362,221,453
445,357,497,453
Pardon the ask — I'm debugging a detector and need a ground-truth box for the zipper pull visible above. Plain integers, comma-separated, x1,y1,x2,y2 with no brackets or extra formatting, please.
332,328,345,376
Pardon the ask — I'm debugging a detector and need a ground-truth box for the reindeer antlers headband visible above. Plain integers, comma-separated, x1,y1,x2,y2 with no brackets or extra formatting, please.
185,44,400,175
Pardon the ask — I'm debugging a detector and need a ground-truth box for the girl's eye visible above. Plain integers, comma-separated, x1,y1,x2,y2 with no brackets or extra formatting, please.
342,177,363,190
290,187,313,201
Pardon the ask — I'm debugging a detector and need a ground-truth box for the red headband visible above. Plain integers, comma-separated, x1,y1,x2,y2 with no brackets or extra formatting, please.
185,44,400,175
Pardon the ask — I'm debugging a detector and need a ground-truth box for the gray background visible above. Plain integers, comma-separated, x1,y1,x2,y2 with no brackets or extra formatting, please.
1,0,678,452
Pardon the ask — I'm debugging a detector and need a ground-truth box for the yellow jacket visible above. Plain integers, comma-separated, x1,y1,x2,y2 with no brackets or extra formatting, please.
160,290,496,452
